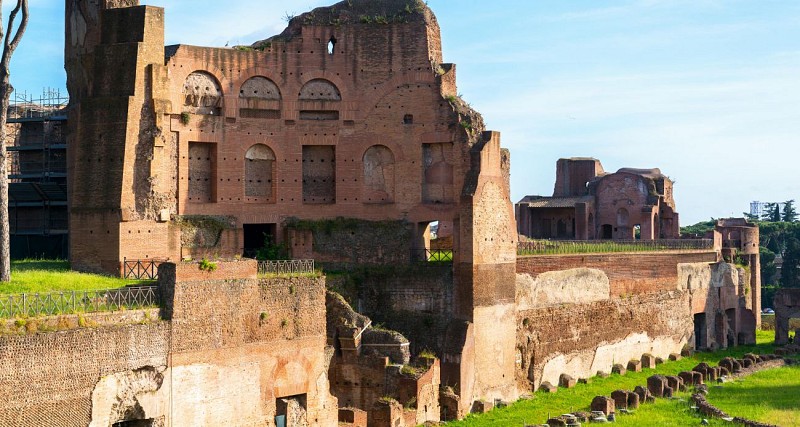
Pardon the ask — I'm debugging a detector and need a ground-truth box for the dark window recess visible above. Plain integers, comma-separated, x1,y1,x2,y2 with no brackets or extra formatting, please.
403,114,413,124
299,110,339,121
240,109,281,119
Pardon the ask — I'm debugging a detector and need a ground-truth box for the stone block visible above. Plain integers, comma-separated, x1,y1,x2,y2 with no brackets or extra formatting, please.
744,353,760,364
718,366,729,377
472,400,494,414
627,390,640,409
666,376,685,392
692,372,704,385
641,353,657,369
610,390,630,410
669,353,682,361
590,396,615,416
655,357,665,365
678,371,695,386
540,382,557,393
578,377,592,385
681,347,694,357
647,375,667,397
559,374,576,389
573,412,590,423
612,364,627,375
633,385,651,404
663,385,673,398
597,371,610,378
627,359,642,372
742,358,754,369
546,416,568,427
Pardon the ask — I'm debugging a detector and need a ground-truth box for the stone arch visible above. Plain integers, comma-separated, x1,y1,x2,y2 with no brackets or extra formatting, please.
362,145,395,204
239,76,281,119
182,71,223,115
244,144,276,201
299,79,341,100
240,76,281,99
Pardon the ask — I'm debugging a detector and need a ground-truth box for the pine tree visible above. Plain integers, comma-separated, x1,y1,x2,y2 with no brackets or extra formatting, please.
762,203,781,222
782,200,798,222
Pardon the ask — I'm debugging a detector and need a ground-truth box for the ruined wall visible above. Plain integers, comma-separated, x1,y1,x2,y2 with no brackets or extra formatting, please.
774,288,800,345
516,290,691,391
0,323,170,427
288,219,413,266
516,251,718,296
327,264,453,354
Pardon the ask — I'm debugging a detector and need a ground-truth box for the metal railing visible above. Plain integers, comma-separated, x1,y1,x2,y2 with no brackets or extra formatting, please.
411,249,454,263
123,258,163,280
517,239,714,255
0,286,159,319
258,259,315,276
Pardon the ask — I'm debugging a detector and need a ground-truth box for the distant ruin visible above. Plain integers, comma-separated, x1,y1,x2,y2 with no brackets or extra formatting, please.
0,1,763,426
516,158,679,240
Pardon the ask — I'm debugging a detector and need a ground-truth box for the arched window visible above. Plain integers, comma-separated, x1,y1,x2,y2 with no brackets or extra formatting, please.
363,145,395,203
239,76,281,119
299,79,341,100
244,144,276,202
298,79,341,120
182,71,223,115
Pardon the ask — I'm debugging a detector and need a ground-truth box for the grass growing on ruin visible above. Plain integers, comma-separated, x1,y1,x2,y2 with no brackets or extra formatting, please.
705,365,800,426
0,259,151,295
448,330,777,427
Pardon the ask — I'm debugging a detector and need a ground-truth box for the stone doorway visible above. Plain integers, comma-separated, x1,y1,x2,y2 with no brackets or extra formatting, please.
243,223,277,258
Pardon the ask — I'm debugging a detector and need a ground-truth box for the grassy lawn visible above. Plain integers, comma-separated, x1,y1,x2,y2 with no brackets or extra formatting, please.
707,365,800,426
448,330,778,427
0,260,151,295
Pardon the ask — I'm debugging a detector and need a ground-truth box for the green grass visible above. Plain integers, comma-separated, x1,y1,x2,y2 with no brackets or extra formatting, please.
448,330,777,427
517,240,711,256
0,259,151,295
707,365,800,426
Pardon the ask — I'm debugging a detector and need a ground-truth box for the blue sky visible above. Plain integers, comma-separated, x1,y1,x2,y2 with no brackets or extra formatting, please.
6,0,800,224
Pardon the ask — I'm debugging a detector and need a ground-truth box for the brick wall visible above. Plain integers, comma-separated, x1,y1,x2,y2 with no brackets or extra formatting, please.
517,251,718,296
0,323,170,427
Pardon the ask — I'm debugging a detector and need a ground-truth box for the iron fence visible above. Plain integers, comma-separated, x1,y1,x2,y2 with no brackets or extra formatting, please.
0,286,160,319
518,239,714,255
123,258,163,280
258,259,315,276
411,249,454,263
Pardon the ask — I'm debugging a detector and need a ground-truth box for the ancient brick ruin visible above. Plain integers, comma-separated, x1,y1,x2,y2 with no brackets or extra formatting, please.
0,1,765,427
516,158,680,240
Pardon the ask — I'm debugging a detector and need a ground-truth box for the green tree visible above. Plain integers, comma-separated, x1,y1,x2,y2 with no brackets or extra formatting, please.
782,199,798,222
762,203,781,222
759,246,777,285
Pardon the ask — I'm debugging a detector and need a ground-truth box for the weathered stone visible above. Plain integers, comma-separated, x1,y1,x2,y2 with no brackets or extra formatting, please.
590,396,615,416
559,374,577,389
655,357,665,365
597,371,610,378
472,400,494,413
626,390,640,409
612,364,627,375
546,417,567,427
669,353,682,361
678,371,696,386
578,377,592,385
634,385,651,404
540,382,558,393
627,359,642,372
610,390,630,410
572,412,591,423
641,353,657,369
647,375,667,397
666,375,685,392
663,385,673,398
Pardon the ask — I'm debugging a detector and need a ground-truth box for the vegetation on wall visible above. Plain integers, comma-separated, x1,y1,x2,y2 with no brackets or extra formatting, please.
174,215,235,248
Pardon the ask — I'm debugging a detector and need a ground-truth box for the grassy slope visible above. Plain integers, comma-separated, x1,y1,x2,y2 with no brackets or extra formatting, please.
0,260,151,294
707,365,800,426
449,330,777,427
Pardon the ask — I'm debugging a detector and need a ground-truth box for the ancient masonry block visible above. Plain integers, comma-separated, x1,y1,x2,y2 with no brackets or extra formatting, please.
669,353,682,361
666,375,685,392
647,375,667,397
610,390,631,410
627,359,642,372
641,353,657,369
559,374,577,389
633,385,652,404
612,364,627,375
590,396,615,416
540,382,558,393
